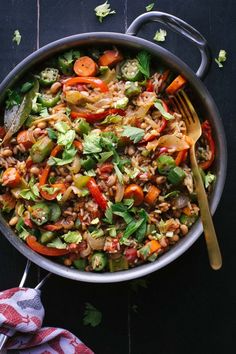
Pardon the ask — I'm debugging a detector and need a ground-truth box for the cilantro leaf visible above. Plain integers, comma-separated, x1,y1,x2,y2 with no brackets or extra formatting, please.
19,177,40,201
146,2,154,11
47,237,67,249
121,126,145,143
12,29,21,45
83,302,102,327
39,107,49,117
215,49,227,68
47,128,57,140
204,171,216,188
154,29,167,42
94,1,116,23
137,51,151,78
83,131,102,154
54,121,70,133
41,185,60,195
57,129,75,148
154,99,174,120
48,146,77,166
98,151,114,163
61,231,82,244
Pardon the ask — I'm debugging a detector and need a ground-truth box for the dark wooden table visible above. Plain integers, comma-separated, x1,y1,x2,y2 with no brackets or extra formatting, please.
0,1,235,353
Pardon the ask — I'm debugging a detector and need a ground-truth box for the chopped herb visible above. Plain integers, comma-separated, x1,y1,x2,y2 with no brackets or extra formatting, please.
137,51,151,78
61,231,82,244
146,2,154,11
19,177,40,201
154,29,167,42
54,121,70,133
47,128,57,140
83,131,102,154
98,151,114,163
47,237,67,249
12,30,21,45
84,169,96,177
154,99,174,120
48,146,77,166
114,163,124,184
124,166,140,179
5,89,21,109
204,171,216,188
41,185,60,195
94,1,116,23
90,229,104,238
57,129,76,148
163,190,180,199
83,302,102,327
215,49,227,68
104,201,113,224
121,126,145,143
39,106,49,117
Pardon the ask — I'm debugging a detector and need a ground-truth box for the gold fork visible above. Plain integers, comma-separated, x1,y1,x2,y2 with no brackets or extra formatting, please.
172,90,222,270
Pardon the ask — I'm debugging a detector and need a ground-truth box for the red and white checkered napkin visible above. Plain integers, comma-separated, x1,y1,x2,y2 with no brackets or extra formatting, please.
0,287,94,353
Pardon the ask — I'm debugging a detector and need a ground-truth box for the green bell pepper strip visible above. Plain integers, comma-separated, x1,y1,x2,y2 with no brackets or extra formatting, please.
39,68,59,86
40,231,55,244
121,59,143,81
157,155,176,175
30,136,54,163
38,92,61,108
90,252,107,271
167,166,186,185
30,202,50,226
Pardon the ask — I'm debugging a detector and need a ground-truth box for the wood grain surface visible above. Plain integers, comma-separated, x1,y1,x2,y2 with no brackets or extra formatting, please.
0,1,235,353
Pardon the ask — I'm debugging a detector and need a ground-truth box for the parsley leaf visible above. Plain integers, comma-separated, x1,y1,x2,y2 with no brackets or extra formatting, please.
48,146,77,166
146,2,155,11
154,99,174,120
121,126,145,143
154,29,167,42
83,302,102,327
19,177,40,201
54,121,70,133
39,106,49,117
137,51,151,78
47,237,67,249
94,1,116,23
41,185,60,195
215,49,227,68
101,114,123,125
98,151,114,163
12,29,21,45
57,129,75,148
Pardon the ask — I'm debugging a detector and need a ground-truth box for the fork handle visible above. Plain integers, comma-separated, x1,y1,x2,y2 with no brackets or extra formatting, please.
190,146,222,270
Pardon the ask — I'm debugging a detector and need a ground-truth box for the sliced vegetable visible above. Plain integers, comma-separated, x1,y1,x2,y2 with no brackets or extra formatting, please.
30,136,54,163
175,149,188,166
199,120,215,170
2,168,21,188
73,56,98,77
74,175,91,189
98,50,123,67
166,75,187,94
167,166,186,185
124,184,144,206
38,92,61,108
75,119,91,135
87,178,107,211
64,77,108,93
157,155,176,174
30,202,50,226
139,240,161,260
180,214,198,227
125,82,142,97
121,59,142,81
21,82,34,93
17,130,35,149
71,108,125,123
90,252,107,271
144,185,161,205
108,255,129,272
39,68,59,86
26,235,69,256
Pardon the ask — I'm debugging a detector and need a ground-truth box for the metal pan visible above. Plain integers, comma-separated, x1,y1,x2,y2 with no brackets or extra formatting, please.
0,12,227,283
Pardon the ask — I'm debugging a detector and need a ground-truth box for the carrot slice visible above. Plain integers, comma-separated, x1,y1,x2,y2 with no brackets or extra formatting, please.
175,149,188,166
73,56,98,77
98,50,123,67
144,185,161,205
166,75,187,95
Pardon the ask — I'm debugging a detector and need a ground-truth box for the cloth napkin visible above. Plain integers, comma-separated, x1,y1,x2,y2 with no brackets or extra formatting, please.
0,287,94,353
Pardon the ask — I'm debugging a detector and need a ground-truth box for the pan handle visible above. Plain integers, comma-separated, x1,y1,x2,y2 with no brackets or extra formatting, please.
126,11,211,80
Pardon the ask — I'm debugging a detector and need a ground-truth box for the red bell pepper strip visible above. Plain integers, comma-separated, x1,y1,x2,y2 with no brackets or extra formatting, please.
26,235,69,256
175,149,188,166
63,77,108,93
70,108,125,123
43,223,63,231
146,80,154,92
73,140,83,151
87,178,107,211
199,120,215,170
39,145,63,200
